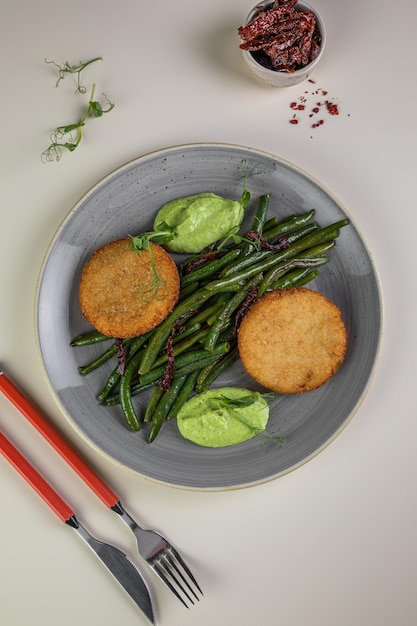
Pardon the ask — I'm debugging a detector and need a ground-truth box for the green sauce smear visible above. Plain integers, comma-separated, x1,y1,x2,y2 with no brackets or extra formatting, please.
154,193,243,253
177,387,269,448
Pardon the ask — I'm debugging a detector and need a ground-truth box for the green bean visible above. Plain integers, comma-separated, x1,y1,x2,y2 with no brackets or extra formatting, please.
180,248,242,287
148,375,189,443
251,194,270,232
289,269,320,289
206,220,348,292
152,327,209,368
78,338,131,376
70,330,111,347
139,342,230,387
220,222,318,279
101,379,156,406
258,241,336,294
143,387,164,423
138,288,211,374
98,369,121,403
172,351,229,379
262,209,316,240
295,240,336,258
284,222,319,243
203,275,262,351
220,213,318,279
258,257,328,297
269,266,318,290
166,370,200,419
171,322,201,343
241,194,270,255
97,332,151,403
262,216,280,232
177,280,201,302
183,300,226,328
138,284,241,374
195,346,240,392
118,344,151,431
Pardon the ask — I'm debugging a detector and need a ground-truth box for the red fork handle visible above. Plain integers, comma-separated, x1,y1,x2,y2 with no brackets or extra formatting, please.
0,432,74,523
0,370,119,510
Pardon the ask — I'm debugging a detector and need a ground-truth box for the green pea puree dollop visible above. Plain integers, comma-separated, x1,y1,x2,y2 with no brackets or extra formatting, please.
153,193,243,253
177,387,269,448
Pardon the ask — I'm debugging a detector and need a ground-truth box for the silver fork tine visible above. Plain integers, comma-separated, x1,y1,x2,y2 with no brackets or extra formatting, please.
169,547,203,597
152,555,195,608
114,505,203,607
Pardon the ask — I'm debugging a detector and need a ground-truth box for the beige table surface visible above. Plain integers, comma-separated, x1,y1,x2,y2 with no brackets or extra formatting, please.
1,1,416,625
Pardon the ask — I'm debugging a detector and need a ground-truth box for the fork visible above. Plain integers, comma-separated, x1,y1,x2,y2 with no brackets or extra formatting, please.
0,368,202,608
114,504,202,607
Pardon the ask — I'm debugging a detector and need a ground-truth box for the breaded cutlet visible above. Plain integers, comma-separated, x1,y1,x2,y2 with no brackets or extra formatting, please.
79,238,180,338
237,287,347,394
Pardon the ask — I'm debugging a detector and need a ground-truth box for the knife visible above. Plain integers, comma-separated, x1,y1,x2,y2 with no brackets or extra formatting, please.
0,368,202,608
0,432,156,625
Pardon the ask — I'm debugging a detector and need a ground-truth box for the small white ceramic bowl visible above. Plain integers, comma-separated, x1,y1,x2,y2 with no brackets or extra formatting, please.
240,0,326,88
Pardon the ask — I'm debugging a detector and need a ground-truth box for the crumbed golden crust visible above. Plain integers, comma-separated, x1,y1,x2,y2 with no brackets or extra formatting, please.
79,239,180,338
237,288,347,394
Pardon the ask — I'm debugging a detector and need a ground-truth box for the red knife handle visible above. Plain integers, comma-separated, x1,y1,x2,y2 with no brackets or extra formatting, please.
0,370,119,510
0,432,74,523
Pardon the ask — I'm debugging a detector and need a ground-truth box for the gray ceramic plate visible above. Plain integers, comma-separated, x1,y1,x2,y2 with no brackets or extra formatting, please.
36,143,382,490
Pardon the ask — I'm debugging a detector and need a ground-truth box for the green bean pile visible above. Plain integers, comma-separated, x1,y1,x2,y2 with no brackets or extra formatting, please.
71,194,349,442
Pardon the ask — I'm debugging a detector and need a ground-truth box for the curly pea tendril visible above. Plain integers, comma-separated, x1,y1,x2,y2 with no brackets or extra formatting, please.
42,57,115,163
44,56,103,93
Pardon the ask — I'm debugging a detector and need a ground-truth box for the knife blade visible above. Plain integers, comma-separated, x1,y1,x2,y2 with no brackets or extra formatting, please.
0,432,156,625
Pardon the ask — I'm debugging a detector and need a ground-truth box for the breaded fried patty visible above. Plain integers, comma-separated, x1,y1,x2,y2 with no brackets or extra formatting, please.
237,288,347,394
79,239,180,338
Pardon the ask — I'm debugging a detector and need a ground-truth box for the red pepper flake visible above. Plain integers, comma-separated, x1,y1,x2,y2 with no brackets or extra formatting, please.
325,100,339,115
290,102,305,111
288,83,345,131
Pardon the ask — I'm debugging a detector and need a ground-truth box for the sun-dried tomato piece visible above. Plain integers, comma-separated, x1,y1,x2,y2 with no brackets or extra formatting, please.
238,0,321,73
238,0,298,42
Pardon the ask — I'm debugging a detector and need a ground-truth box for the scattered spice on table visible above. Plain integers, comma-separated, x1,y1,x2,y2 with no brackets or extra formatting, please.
288,79,348,134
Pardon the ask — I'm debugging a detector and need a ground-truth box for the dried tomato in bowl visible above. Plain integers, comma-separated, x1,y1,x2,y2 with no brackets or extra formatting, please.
238,0,323,74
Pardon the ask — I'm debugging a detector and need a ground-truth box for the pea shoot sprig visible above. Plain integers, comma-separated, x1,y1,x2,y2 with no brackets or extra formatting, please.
44,56,103,93
129,225,176,302
238,158,263,208
42,56,114,163
42,84,114,163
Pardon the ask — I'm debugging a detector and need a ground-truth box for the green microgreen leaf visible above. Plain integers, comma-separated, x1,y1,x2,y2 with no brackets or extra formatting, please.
129,226,176,252
218,394,257,409
238,159,263,208
89,101,103,117
128,232,176,303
